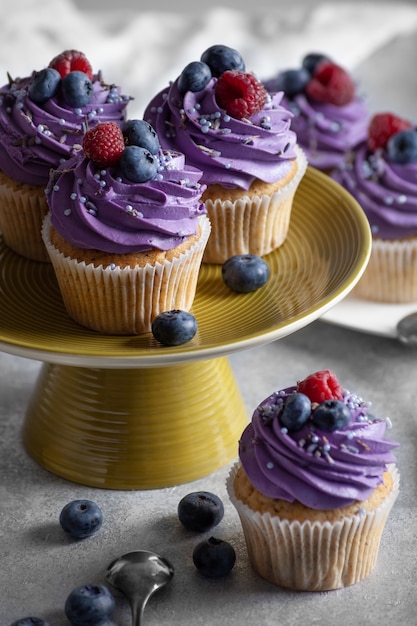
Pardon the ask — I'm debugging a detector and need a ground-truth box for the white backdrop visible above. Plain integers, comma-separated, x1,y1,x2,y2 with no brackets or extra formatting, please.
1,0,417,119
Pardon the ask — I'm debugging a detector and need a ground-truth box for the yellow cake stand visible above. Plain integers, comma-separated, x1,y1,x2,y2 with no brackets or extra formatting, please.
0,168,371,489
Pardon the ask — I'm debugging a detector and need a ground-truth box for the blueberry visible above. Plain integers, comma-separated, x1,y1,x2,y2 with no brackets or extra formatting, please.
178,61,212,94
64,584,115,626
302,52,331,75
272,68,310,98
178,491,224,532
61,70,93,107
120,145,158,183
28,68,61,104
59,499,103,539
200,44,245,77
222,254,270,293
312,399,351,431
151,309,197,346
193,537,236,577
10,617,51,626
122,119,160,154
280,392,311,432
387,129,417,164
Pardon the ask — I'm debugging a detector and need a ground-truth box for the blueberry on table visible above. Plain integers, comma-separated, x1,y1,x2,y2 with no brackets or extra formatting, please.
59,499,103,539
222,254,270,293
10,617,51,626
193,537,236,577
151,309,198,346
64,584,115,626
178,491,224,532
61,70,93,107
312,399,351,431
280,392,312,432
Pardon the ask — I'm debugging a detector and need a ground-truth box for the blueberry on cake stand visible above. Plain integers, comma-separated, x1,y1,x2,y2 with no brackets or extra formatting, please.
0,168,371,489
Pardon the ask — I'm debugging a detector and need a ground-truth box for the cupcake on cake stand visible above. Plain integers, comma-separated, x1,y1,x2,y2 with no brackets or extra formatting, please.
0,169,371,489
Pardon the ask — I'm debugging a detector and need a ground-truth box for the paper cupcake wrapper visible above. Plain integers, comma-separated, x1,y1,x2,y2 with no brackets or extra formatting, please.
42,214,211,334
354,237,417,303
0,172,50,262
202,146,307,264
227,463,399,591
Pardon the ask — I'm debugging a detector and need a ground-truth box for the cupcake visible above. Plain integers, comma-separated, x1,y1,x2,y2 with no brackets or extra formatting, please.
264,52,369,174
332,111,417,303
144,44,307,264
0,49,132,261
227,369,399,591
42,120,210,335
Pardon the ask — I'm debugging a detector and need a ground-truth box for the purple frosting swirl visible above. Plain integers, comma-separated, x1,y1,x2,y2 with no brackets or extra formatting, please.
47,150,207,254
144,78,297,190
280,93,369,171
239,385,397,510
0,72,131,186
332,143,417,239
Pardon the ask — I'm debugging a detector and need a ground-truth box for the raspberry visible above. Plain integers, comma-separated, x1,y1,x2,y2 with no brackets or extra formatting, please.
82,122,125,167
214,70,267,120
305,61,355,106
296,370,343,404
49,49,93,81
367,112,413,152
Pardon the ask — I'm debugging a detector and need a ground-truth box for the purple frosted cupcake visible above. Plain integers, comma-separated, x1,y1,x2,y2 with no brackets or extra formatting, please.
227,369,399,591
332,111,417,302
42,120,210,335
264,52,369,174
144,45,307,264
0,49,132,261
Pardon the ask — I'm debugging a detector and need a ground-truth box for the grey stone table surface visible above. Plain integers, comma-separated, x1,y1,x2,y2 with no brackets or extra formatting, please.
1,318,416,626
2,1,417,624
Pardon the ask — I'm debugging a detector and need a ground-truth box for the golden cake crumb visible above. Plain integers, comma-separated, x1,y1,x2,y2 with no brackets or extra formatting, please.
202,158,299,203
233,465,394,523
49,223,203,269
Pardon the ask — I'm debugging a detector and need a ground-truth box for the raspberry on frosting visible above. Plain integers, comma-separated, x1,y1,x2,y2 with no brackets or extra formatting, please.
49,49,93,80
296,369,343,404
367,112,413,152
82,121,125,167
214,70,268,120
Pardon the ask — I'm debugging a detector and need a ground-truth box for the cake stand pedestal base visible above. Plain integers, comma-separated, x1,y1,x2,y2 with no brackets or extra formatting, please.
22,356,248,489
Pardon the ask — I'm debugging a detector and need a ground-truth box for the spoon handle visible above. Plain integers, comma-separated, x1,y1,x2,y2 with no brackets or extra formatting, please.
131,597,146,626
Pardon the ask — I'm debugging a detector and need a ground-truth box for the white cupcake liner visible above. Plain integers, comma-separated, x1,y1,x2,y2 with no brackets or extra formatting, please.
0,173,50,262
202,146,308,264
354,237,417,303
227,463,399,591
42,213,211,334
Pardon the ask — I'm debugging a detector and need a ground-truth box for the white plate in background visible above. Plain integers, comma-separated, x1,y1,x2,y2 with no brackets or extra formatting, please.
321,295,417,338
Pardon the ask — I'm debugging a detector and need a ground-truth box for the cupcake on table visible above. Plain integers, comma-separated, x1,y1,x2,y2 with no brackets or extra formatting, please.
43,119,210,335
332,111,417,303
0,49,131,261
144,44,307,264
264,52,369,174
227,369,399,591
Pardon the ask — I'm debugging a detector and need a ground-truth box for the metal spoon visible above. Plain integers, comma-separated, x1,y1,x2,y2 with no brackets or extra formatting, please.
397,312,417,345
106,550,174,626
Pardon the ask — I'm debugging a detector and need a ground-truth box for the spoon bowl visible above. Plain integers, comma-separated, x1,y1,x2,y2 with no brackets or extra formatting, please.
106,550,174,626
397,311,417,345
